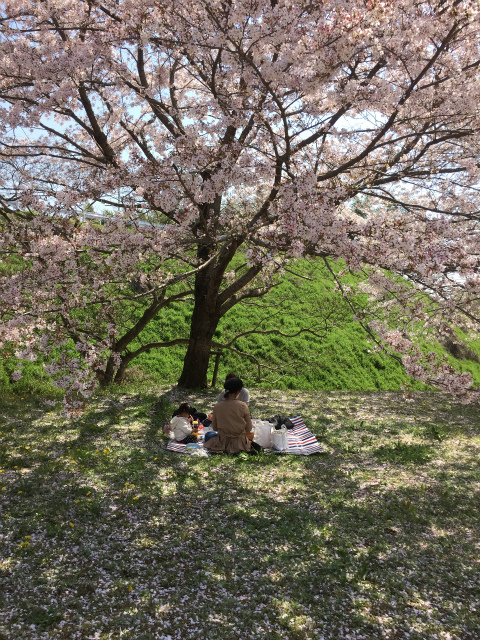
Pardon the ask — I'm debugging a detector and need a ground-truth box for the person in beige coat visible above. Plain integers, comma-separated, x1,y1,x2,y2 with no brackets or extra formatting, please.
204,378,254,454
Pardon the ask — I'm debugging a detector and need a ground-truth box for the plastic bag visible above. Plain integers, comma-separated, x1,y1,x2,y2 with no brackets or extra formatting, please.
252,420,272,448
163,422,176,440
187,446,209,457
270,424,288,451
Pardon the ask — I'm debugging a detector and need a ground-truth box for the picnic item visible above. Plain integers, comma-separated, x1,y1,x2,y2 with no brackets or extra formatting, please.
252,420,272,448
167,416,322,456
204,430,218,443
270,424,288,451
271,415,295,430
185,443,209,457
163,422,176,440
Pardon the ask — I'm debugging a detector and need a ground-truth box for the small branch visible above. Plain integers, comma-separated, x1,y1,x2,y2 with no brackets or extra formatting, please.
283,266,313,281
211,340,263,381
223,326,330,349
121,338,190,365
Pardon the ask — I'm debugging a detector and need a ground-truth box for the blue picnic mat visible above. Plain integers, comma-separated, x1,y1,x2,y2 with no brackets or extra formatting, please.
166,416,323,456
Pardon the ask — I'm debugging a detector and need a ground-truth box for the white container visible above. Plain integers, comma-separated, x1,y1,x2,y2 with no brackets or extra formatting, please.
252,420,272,448
270,424,288,451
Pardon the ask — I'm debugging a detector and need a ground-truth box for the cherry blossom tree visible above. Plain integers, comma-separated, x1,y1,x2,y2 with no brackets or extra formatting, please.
0,0,479,400
0,213,203,404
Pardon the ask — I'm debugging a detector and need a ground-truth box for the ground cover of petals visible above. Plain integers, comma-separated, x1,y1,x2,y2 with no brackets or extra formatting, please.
0,389,478,640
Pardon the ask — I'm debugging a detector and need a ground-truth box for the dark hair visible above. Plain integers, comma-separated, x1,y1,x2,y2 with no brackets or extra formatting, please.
224,377,243,398
224,372,237,382
176,402,193,416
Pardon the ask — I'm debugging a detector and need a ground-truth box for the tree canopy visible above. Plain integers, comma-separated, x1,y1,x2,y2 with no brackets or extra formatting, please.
0,0,479,406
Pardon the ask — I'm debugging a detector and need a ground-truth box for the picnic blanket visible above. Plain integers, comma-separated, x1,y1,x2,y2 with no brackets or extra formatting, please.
166,415,323,456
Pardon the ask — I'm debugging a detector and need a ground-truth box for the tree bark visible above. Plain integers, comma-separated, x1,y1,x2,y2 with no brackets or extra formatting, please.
178,243,266,388
177,266,221,388
114,357,128,383
177,314,219,387
98,353,119,387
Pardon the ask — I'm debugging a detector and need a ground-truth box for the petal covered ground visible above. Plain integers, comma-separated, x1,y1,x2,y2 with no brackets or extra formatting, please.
0,389,478,639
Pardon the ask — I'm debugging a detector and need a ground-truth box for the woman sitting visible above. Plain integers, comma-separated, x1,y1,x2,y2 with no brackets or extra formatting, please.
204,377,254,454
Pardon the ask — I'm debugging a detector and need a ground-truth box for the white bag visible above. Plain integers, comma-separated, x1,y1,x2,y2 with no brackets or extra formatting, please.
270,424,288,452
252,420,272,448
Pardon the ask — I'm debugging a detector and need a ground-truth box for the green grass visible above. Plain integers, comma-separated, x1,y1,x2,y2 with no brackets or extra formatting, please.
0,388,479,639
131,260,422,391
114,260,480,391
2,259,480,395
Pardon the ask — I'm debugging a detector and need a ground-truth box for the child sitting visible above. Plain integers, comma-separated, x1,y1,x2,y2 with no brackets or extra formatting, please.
170,403,198,444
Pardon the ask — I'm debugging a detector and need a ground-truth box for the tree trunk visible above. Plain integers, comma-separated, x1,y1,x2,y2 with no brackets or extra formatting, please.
100,354,118,387
178,262,222,388
114,358,128,383
177,238,264,387
177,303,220,388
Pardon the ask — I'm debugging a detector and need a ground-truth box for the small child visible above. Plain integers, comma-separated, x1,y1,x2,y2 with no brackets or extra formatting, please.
170,403,198,444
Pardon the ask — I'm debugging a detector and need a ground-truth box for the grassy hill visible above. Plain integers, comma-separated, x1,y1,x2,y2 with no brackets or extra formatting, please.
1,259,480,395
132,260,480,391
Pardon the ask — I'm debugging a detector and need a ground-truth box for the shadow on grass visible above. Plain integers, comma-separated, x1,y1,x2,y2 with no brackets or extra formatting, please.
2,454,479,638
1,393,479,639
374,442,434,464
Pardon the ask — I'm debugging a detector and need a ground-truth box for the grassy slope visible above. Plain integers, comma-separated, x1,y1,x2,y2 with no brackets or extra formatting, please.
124,260,480,391
0,388,479,639
127,261,414,391
1,260,480,394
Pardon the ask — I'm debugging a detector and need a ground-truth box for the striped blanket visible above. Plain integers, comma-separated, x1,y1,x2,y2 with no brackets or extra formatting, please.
166,415,322,456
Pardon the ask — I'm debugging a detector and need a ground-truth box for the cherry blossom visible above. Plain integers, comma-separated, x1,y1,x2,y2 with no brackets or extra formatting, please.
0,1,479,402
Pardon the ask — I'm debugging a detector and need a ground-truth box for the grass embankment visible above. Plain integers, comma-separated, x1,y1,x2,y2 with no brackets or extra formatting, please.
2,260,480,396
136,261,416,391
0,388,479,639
